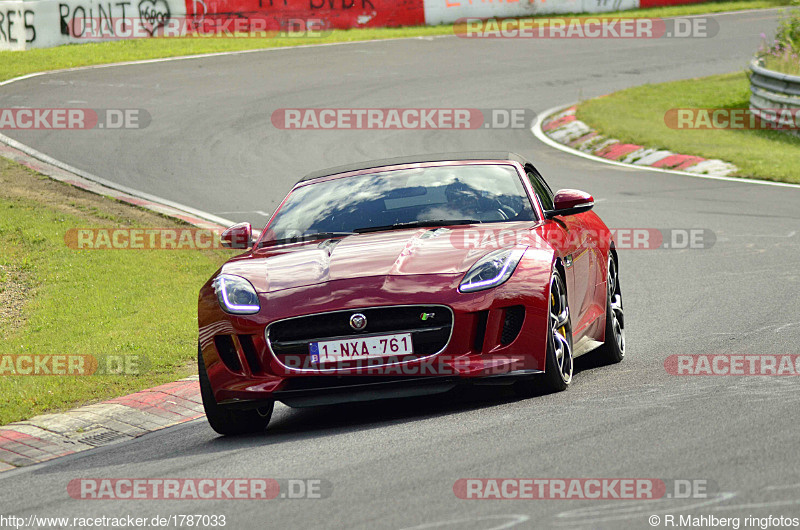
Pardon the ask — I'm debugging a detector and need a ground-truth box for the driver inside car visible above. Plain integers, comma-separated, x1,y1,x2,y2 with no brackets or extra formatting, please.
445,180,510,222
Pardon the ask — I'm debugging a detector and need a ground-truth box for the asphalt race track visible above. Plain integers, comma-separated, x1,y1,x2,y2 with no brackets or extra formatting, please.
2,9,800,529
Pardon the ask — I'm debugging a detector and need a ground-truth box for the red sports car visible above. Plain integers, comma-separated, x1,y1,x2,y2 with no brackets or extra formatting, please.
198,153,625,435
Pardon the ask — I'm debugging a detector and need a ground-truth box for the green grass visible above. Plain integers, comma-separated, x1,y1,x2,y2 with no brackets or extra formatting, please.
0,0,789,82
758,0,800,74
763,54,800,74
576,71,800,182
0,162,234,425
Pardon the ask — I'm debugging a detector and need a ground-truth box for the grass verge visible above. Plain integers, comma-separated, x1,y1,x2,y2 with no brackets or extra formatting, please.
0,158,235,425
576,71,800,183
758,1,800,74
763,53,800,75
0,0,789,83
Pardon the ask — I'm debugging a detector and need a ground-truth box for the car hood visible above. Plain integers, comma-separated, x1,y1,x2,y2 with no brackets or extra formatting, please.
220,222,544,293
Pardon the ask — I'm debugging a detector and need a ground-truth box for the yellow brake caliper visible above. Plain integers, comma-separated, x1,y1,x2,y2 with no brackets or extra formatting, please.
551,292,566,338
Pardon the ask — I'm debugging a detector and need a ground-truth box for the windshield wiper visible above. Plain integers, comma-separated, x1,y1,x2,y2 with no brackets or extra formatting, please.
353,219,482,234
259,232,356,248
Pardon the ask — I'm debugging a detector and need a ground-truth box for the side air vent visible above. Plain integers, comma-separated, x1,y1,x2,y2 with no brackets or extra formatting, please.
474,311,489,353
213,335,242,372
500,306,525,345
238,334,262,374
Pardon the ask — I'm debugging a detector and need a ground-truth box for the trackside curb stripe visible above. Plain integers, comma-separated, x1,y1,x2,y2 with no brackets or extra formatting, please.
531,103,800,190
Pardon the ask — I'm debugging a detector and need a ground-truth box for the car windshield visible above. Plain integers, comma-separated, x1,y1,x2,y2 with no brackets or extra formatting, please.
260,164,536,246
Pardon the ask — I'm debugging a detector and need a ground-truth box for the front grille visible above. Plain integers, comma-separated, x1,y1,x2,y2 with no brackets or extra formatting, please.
267,305,453,369
500,306,525,345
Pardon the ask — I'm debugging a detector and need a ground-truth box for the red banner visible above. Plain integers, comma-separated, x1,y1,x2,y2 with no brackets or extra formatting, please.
184,0,425,32
638,0,707,7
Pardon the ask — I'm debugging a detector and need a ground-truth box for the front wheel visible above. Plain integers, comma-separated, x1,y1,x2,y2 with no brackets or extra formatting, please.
595,253,625,364
515,270,573,396
198,346,273,436
541,270,574,392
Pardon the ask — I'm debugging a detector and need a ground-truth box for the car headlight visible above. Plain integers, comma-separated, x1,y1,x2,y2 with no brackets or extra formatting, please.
459,247,527,293
212,274,260,314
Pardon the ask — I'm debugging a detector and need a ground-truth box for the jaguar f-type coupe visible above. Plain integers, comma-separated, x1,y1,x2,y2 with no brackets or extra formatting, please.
198,152,625,435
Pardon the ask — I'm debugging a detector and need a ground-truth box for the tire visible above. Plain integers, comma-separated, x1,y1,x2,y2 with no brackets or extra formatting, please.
594,252,625,364
515,269,573,396
198,346,273,436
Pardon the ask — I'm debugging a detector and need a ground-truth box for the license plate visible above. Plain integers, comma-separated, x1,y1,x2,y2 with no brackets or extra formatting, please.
309,333,413,363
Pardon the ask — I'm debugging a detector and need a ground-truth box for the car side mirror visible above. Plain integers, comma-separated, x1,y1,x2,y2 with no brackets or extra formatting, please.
220,222,252,249
546,189,594,218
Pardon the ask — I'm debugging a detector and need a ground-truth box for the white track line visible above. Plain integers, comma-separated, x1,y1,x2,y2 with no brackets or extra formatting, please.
531,103,800,190
0,35,452,88
0,131,238,227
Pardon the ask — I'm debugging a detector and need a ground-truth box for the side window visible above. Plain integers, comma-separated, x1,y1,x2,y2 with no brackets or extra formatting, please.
526,169,555,212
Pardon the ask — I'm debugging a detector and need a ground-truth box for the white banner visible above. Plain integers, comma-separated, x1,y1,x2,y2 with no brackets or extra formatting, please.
424,0,639,25
1,0,185,50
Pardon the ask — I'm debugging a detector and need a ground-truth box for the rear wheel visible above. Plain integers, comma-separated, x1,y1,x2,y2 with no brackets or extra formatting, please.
595,253,625,364
198,346,273,436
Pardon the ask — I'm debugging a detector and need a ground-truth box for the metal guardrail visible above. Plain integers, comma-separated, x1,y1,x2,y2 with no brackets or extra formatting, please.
749,60,800,134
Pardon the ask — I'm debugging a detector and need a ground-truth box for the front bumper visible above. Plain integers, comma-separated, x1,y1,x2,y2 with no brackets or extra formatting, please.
199,270,550,407
218,370,546,410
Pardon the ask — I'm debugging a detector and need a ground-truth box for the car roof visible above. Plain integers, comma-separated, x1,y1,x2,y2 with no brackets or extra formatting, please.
298,152,531,183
